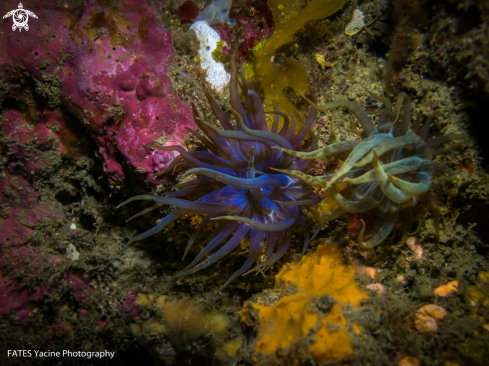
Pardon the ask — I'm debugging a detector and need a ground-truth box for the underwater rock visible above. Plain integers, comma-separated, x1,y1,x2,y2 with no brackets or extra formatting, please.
177,1,199,22
0,273,47,325
211,0,273,59
345,9,366,36
196,0,234,25
0,0,194,184
132,294,242,364
0,95,99,326
0,244,63,324
59,2,194,184
1,0,487,364
65,271,92,307
0,110,63,245
116,291,139,318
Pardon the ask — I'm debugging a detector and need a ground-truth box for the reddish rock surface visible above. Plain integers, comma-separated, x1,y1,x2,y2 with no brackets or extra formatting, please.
0,0,194,184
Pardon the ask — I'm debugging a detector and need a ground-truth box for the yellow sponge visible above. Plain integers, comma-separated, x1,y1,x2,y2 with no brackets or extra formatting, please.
241,244,368,364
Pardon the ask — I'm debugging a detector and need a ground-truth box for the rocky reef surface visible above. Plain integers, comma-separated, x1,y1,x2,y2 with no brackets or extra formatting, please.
1,0,489,366
1,0,194,185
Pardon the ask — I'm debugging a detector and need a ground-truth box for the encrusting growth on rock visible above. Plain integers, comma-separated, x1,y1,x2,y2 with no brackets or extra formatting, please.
240,244,367,365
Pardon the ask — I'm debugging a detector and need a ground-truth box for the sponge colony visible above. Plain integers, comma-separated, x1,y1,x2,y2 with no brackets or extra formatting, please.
240,244,368,365
190,21,230,93
131,295,241,363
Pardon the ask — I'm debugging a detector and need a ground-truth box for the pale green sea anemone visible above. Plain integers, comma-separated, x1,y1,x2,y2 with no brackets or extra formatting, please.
276,92,467,248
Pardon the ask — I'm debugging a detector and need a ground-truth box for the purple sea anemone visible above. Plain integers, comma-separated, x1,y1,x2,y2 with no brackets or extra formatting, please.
118,49,321,290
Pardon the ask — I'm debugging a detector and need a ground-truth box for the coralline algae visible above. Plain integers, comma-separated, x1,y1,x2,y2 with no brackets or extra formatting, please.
0,0,195,184
0,0,195,326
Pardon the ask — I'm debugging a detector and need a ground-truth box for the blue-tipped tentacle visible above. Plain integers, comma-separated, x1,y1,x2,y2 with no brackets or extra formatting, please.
174,222,250,278
119,213,181,252
244,229,290,275
211,216,296,232
218,227,267,291
182,214,215,260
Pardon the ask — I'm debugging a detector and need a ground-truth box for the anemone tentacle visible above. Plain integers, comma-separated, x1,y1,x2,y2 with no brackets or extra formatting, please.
218,227,267,291
330,185,380,213
120,213,181,251
244,230,290,276
126,203,165,222
174,223,251,278
181,221,241,271
273,140,359,159
291,106,318,149
348,135,418,167
300,93,376,137
210,216,297,231
182,214,215,260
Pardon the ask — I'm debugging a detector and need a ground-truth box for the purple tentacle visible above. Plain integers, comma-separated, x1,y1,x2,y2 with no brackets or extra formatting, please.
247,90,268,131
117,195,233,214
182,214,215,260
291,106,317,148
175,222,250,277
245,229,290,275
120,213,181,251
183,168,293,190
218,226,267,290
230,47,250,129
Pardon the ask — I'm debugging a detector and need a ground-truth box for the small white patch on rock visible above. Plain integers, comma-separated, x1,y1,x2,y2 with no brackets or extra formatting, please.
66,243,80,261
190,21,230,93
345,9,365,36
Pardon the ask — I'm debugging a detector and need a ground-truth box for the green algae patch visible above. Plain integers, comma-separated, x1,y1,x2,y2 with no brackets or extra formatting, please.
255,0,347,127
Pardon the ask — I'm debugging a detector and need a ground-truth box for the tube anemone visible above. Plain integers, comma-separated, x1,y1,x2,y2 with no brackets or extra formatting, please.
280,92,466,249
118,47,320,290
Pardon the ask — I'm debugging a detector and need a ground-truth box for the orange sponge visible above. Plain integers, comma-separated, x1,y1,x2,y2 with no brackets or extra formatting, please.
434,281,458,297
414,304,447,334
240,244,368,365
